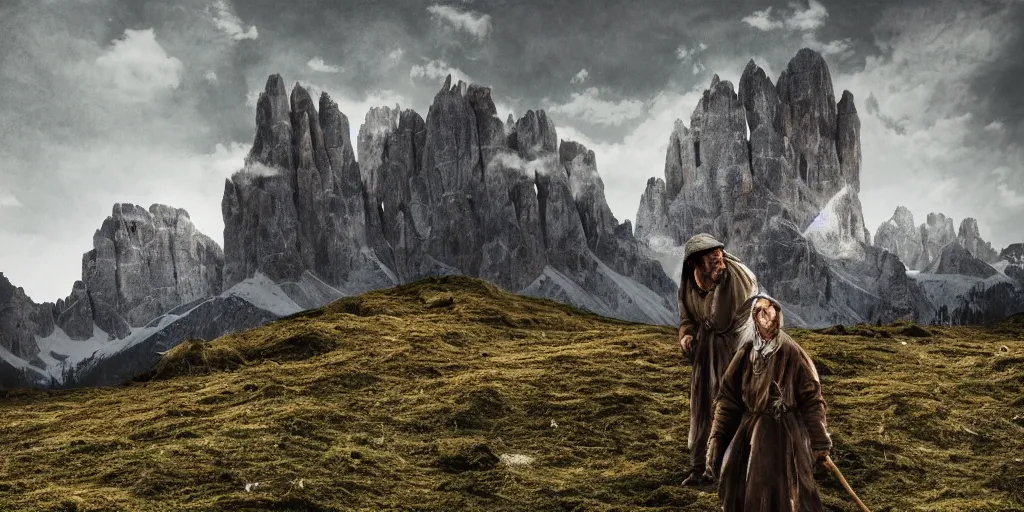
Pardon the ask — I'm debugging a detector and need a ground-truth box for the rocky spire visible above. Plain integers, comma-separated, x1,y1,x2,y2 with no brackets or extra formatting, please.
957,218,999,263
248,74,293,170
919,212,958,270
561,140,616,253
874,206,924,269
777,48,844,225
635,177,670,243
836,90,861,193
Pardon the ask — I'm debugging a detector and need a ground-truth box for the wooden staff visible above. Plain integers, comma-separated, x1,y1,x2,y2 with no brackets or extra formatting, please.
824,455,871,512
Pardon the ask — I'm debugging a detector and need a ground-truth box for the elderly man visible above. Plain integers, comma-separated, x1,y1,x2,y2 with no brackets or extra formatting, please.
704,293,832,510
676,233,757,486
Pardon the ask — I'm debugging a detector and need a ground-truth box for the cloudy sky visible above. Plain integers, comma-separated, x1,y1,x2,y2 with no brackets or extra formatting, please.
0,0,1022,302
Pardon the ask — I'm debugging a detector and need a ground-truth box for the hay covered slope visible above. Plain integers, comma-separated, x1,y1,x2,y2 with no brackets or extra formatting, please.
1,276,1023,511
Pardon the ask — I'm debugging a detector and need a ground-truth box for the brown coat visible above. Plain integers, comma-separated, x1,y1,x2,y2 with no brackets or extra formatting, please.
707,294,832,512
677,236,757,470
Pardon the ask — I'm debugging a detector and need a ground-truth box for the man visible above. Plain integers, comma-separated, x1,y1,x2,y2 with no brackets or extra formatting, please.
704,294,832,511
676,233,757,486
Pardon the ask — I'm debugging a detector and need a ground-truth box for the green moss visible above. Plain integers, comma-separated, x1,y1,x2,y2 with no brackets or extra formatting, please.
0,275,1022,511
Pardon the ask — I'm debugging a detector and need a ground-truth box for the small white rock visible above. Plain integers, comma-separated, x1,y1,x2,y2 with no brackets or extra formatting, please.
499,453,536,466
550,419,558,429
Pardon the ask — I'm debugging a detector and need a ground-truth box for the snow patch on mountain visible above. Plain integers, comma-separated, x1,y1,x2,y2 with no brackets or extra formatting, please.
803,186,866,261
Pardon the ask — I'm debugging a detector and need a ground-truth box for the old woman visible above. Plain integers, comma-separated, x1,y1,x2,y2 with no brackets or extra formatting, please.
704,293,832,511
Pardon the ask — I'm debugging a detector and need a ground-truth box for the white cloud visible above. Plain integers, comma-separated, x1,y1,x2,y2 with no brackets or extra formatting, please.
570,68,589,84
204,70,218,82
692,62,706,75
410,59,473,86
815,37,853,56
94,29,183,100
676,42,708,61
389,48,405,62
742,7,784,31
785,0,829,31
0,194,21,208
208,0,258,41
245,89,261,108
832,2,1024,249
741,1,850,59
307,56,343,73
743,1,829,31
997,183,1024,208
550,86,706,231
427,4,492,40
545,87,647,127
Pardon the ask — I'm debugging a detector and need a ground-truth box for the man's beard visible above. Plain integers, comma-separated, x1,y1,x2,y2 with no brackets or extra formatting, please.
697,267,725,290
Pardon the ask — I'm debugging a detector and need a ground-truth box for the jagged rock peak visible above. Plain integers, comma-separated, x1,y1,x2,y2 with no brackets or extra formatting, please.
83,202,224,331
0,272,55,360
873,205,924,270
926,242,997,278
739,59,780,134
837,90,857,115
559,139,596,173
265,74,287,96
248,73,293,170
514,110,558,160
1001,243,1024,264
957,217,999,263
777,47,837,139
893,205,915,228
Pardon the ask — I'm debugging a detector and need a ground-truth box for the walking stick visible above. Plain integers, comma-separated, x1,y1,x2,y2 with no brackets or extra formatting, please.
824,455,871,512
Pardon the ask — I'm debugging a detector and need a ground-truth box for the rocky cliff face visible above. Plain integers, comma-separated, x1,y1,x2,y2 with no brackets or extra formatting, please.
1,204,228,385
957,218,999,263
222,75,676,325
874,206,924,269
0,273,54,361
82,203,224,332
635,48,924,327
925,243,998,278
918,212,958,270
223,75,395,295
2,204,223,357
875,209,1002,271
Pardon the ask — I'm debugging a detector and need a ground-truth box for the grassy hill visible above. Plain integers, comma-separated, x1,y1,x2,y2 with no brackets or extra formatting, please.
1,276,1022,511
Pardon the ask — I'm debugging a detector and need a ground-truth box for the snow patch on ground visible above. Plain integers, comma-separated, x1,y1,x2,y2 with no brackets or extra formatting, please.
33,325,111,379
0,345,47,377
224,272,304,317
991,260,1011,276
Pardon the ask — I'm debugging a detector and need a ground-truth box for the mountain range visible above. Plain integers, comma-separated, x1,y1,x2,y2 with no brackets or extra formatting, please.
1,48,1021,388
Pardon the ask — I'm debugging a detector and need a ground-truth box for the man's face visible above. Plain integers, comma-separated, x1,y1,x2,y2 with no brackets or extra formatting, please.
699,248,727,285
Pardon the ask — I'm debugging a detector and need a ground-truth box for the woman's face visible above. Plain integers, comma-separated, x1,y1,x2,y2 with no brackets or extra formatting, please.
753,299,777,337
